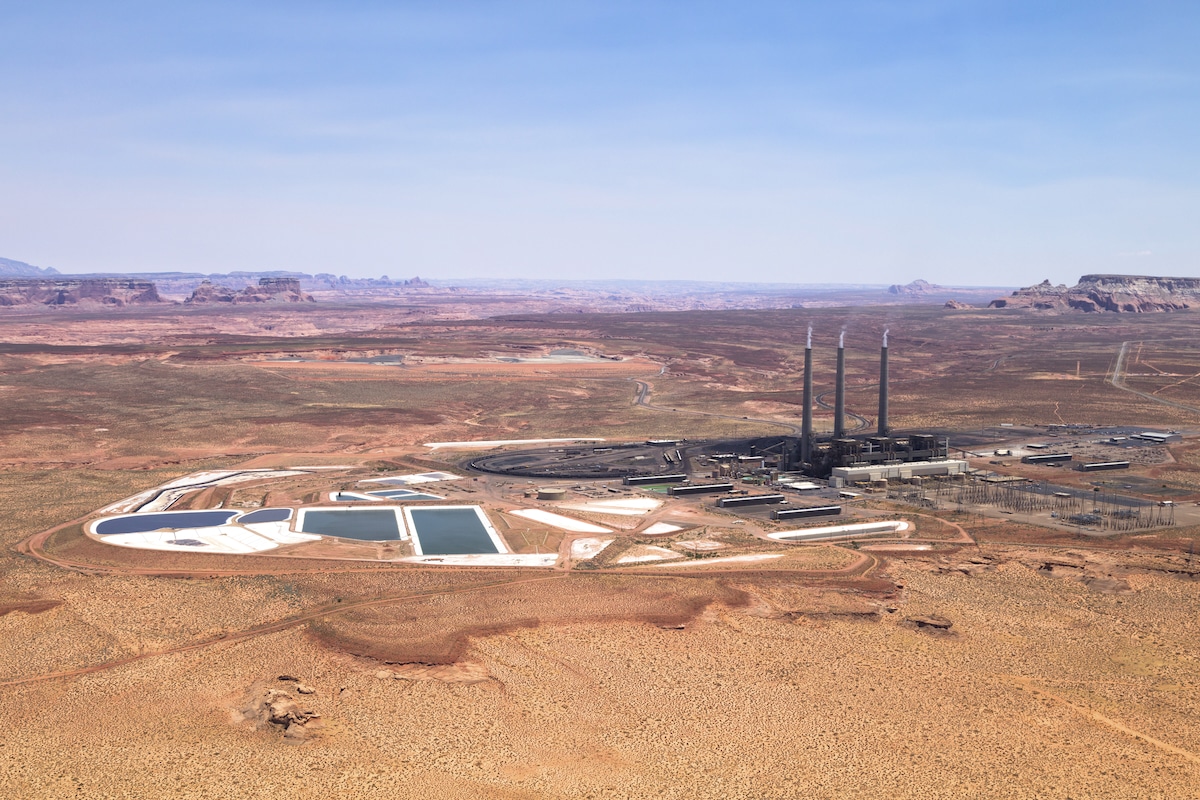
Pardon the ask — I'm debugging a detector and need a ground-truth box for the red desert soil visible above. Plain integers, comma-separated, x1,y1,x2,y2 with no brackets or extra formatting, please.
0,596,62,616
309,575,751,664
4,303,1200,798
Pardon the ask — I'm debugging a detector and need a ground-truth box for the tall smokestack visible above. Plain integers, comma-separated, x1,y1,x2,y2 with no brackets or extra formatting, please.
878,329,889,436
833,331,846,439
801,327,813,465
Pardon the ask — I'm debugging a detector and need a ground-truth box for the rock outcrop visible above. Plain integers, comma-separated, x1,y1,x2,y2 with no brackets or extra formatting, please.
186,277,314,304
185,281,239,304
240,679,323,741
990,275,1200,312
903,615,955,636
0,278,162,307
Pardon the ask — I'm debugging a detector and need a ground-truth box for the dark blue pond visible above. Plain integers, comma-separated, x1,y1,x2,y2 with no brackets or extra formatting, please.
95,510,239,535
238,508,292,524
408,508,499,555
299,509,401,541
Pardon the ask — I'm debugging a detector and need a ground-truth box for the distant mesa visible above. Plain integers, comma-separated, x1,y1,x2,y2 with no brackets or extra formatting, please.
319,274,431,290
943,299,974,310
0,257,60,278
990,275,1200,313
887,279,942,296
0,277,162,307
186,277,314,304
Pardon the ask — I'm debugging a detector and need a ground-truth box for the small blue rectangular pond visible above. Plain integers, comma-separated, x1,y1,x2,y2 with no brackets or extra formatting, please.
405,507,502,555
298,508,402,541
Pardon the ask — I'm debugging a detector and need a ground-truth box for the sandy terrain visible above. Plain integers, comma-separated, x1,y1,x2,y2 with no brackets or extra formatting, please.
2,301,1200,797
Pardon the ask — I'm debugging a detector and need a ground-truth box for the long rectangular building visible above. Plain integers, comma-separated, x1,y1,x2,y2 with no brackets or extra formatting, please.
717,494,786,508
668,483,734,496
830,459,968,487
1079,461,1130,472
624,474,687,486
773,505,842,520
1021,453,1072,464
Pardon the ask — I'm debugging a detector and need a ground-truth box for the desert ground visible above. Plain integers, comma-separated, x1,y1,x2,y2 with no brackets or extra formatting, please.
2,301,1200,798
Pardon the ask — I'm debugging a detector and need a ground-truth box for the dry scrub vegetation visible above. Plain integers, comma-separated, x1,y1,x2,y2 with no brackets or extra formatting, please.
2,303,1200,798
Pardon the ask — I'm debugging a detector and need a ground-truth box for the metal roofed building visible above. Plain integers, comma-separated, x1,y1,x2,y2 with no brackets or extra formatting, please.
830,459,968,487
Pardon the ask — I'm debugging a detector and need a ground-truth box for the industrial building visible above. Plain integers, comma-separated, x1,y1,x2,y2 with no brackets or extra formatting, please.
623,474,686,486
1079,461,1131,472
1021,452,1073,465
1134,431,1181,444
829,459,969,487
668,483,734,496
717,494,786,508
773,505,842,520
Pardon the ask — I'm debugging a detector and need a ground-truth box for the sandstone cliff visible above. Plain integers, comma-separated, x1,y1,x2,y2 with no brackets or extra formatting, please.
0,278,162,307
989,275,1200,312
186,277,314,304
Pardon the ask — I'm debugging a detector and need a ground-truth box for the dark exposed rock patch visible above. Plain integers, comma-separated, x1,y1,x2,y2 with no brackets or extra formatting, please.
240,680,323,742
903,614,956,636
0,595,63,616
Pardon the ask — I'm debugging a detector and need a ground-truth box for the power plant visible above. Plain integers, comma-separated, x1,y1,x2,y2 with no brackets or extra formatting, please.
471,329,962,484
792,330,950,478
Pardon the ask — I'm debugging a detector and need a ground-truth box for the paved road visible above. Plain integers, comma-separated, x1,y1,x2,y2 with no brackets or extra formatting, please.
1111,340,1200,416
814,389,870,433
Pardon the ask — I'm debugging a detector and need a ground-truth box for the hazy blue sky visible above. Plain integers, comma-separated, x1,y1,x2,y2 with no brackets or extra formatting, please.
2,1,1197,285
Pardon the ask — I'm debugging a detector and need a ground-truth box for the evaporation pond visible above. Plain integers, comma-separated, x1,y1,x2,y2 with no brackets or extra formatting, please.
95,510,239,535
299,509,401,541
407,507,500,555
238,508,292,524
368,490,442,501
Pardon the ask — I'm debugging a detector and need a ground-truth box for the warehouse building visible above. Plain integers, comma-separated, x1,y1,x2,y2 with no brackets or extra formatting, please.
829,459,968,487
